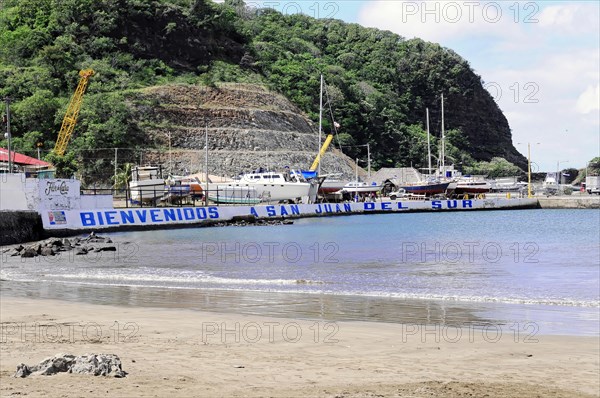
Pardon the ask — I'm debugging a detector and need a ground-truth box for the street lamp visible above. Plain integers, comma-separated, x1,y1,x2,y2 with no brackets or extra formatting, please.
164,132,172,175
517,142,540,198
4,97,12,173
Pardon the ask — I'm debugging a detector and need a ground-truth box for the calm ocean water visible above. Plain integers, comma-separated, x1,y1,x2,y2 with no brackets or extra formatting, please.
2,209,599,334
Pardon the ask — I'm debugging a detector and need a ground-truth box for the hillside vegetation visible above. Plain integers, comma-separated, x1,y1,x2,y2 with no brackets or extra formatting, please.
0,0,527,181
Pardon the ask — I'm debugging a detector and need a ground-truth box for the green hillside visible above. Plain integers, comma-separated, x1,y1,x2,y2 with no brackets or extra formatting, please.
0,0,527,179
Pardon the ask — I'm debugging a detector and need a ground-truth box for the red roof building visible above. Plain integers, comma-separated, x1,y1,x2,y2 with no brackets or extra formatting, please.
0,148,51,167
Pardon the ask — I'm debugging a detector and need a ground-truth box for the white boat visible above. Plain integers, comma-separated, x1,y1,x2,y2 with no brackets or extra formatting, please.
491,177,521,192
208,186,262,205
129,166,165,203
455,177,492,194
341,181,382,193
223,171,312,203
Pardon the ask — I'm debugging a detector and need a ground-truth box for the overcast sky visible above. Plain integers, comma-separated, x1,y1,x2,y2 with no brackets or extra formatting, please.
228,1,600,171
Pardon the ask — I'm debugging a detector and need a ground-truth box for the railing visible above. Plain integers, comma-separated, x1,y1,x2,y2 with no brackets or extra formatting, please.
80,187,281,208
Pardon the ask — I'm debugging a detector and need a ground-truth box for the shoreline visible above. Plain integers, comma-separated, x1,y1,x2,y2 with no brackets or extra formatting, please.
2,282,599,336
4,199,598,245
1,297,598,397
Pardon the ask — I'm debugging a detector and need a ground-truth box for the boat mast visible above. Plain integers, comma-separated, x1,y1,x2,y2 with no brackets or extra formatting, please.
441,93,446,175
318,74,324,176
426,108,432,177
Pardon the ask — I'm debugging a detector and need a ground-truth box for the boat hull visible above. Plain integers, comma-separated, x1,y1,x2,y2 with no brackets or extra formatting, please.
454,184,491,194
129,181,165,203
400,182,450,195
221,183,311,202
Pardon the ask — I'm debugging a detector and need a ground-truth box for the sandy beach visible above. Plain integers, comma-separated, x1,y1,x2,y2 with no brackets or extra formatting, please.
0,297,598,397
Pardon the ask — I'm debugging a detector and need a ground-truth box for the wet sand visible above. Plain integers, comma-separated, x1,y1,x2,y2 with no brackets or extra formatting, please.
1,297,598,397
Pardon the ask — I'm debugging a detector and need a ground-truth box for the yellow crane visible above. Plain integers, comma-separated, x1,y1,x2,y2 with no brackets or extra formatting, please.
53,69,95,156
309,134,334,172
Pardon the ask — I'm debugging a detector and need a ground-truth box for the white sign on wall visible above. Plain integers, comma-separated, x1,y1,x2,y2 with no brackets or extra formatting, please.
38,179,81,210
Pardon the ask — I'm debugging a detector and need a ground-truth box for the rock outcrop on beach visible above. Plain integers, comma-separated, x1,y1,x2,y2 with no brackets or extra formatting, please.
4,233,118,258
15,354,127,378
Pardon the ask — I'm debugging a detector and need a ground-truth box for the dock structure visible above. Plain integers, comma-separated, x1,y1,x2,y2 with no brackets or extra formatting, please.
2,171,597,242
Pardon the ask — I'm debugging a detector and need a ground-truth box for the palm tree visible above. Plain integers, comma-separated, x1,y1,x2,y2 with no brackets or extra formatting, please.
112,163,132,197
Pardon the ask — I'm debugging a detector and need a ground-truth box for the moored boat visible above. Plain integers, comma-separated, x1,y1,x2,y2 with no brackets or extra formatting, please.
341,181,382,193
208,186,262,205
129,166,165,204
224,170,312,203
454,177,492,195
400,181,450,196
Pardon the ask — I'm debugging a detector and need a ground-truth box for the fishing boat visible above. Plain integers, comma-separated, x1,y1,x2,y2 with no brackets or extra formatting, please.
208,186,262,205
129,166,165,204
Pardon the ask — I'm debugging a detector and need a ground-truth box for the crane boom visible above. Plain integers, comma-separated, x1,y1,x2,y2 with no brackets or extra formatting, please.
54,69,94,156
309,134,334,172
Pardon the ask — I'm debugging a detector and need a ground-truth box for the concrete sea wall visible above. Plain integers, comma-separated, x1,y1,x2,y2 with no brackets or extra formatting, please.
0,211,44,245
537,196,600,209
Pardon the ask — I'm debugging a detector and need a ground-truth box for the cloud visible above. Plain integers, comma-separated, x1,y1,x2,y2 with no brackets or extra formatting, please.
538,3,600,35
357,1,599,170
358,1,523,43
576,85,600,114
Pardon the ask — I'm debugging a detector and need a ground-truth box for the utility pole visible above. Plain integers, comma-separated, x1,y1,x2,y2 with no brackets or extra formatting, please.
114,148,118,189
527,143,532,198
4,97,12,172
367,143,371,179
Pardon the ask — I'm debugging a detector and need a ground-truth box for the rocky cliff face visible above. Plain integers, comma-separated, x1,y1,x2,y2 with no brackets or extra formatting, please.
131,84,362,179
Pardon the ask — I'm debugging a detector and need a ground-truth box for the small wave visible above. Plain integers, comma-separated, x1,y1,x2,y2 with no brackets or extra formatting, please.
1,271,595,308
34,272,323,287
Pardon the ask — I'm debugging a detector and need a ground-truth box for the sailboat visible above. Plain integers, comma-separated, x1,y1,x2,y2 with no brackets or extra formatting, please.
399,105,450,196
307,75,350,195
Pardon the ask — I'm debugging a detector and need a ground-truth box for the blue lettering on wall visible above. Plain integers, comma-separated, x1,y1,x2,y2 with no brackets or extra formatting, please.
105,211,118,225
447,200,458,209
290,205,300,215
315,204,323,214
150,209,162,222
164,209,177,222
195,208,207,220
344,204,352,212
463,200,473,208
97,211,105,226
250,207,259,217
397,202,409,210
381,202,391,210
280,206,289,216
432,200,442,209
121,210,135,224
81,212,95,226
176,208,183,220
208,207,219,219
364,203,375,211
183,208,195,220
266,206,276,217
135,210,147,223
